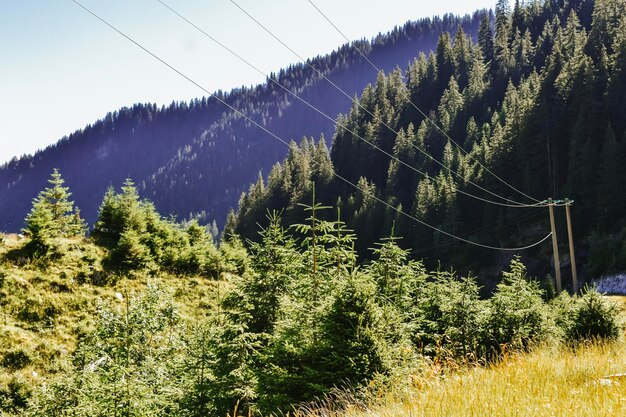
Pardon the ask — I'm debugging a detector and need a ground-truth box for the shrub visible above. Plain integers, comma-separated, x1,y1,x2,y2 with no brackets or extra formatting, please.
317,273,387,385
0,377,31,414
110,229,152,271
94,181,224,276
17,297,59,327
554,287,623,342
483,258,556,356
219,238,251,277
1,349,32,370
411,273,486,361
27,285,181,417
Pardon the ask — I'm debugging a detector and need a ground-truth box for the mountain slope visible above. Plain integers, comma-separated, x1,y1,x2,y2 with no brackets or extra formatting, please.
0,12,485,232
230,0,626,283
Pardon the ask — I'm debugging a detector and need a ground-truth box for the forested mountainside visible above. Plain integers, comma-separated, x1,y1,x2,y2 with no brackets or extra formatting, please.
231,0,626,283
0,12,485,232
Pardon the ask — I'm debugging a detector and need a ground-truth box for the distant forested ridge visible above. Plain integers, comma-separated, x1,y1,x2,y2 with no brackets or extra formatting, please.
0,12,485,232
231,0,626,282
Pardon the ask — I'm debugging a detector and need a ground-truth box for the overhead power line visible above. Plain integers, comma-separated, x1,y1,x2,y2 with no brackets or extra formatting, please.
305,0,544,205
413,208,541,256
157,0,535,209
227,0,538,208
70,0,553,252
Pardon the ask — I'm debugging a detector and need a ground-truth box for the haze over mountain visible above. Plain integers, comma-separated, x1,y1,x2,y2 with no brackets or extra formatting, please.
0,12,485,232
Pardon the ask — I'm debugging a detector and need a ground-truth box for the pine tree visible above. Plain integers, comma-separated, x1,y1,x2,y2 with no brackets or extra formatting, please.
23,169,86,254
42,169,74,227
495,0,512,76
311,137,333,185
222,208,238,242
598,125,626,229
67,207,88,237
436,32,456,91
453,27,472,89
23,197,56,254
93,180,145,247
478,12,495,65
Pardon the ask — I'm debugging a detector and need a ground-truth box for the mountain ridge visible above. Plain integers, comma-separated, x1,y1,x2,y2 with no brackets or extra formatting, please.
0,11,486,232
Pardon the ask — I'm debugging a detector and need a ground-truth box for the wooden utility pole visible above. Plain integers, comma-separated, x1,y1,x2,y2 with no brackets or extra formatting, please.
548,199,562,293
564,199,578,292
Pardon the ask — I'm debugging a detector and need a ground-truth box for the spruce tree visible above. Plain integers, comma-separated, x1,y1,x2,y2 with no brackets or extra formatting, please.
478,12,495,65
23,197,56,253
23,169,86,253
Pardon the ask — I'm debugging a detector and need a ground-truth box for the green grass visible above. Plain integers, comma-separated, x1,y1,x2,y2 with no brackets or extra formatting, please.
3,234,626,416
0,235,226,402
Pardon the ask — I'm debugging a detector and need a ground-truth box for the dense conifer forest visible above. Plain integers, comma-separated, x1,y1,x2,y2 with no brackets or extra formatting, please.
231,0,626,282
0,12,484,232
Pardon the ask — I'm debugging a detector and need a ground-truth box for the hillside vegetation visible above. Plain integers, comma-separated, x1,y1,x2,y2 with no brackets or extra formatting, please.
0,170,623,416
0,235,227,411
0,12,484,232
231,0,626,282
3,0,626,416
301,339,626,417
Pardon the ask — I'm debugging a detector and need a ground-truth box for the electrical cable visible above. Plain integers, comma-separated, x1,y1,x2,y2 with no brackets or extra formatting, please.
305,0,544,205
70,0,553,252
160,0,533,209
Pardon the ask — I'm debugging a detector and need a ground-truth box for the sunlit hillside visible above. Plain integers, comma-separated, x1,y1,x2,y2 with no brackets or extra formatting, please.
300,340,626,417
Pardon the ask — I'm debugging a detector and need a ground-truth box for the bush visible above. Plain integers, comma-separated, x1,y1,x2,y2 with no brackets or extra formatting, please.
554,287,623,343
411,273,486,361
219,238,251,277
483,258,555,356
94,181,224,277
1,349,32,370
0,377,31,414
317,273,388,386
17,297,60,327
110,229,152,271
27,285,181,417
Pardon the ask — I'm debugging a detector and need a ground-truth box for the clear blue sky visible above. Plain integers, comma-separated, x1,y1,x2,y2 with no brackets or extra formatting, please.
0,0,494,164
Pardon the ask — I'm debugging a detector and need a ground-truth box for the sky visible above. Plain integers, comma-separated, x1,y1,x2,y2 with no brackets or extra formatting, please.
0,0,495,164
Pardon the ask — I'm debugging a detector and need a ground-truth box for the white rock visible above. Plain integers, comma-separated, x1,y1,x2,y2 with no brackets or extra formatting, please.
593,274,626,295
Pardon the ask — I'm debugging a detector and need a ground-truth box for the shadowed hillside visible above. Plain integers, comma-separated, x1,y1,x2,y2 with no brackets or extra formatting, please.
0,12,485,232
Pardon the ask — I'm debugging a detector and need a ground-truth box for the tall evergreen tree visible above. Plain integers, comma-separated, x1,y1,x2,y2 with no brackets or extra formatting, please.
478,12,495,65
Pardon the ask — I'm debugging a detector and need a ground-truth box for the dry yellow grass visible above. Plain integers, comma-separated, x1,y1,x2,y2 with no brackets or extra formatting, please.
297,295,626,417
300,342,626,417
608,295,626,313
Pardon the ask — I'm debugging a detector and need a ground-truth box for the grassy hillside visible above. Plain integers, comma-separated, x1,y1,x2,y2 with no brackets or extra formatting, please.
302,339,626,417
0,234,227,411
1,172,623,415
2,230,624,416
303,297,626,417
